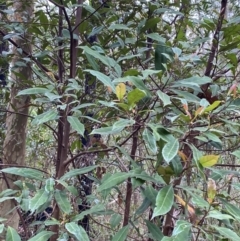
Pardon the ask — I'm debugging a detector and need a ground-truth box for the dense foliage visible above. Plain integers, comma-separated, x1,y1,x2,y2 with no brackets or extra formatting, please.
1,0,240,240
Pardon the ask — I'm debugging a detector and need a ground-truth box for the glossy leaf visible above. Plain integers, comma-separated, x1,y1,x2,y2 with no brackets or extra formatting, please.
213,226,240,241
65,222,90,241
17,87,50,96
71,204,105,222
27,231,55,241
146,220,164,241
155,44,173,71
98,172,135,192
91,118,135,135
29,189,49,212
6,226,21,241
110,213,122,228
157,90,171,106
80,46,110,66
127,88,146,107
111,225,129,241
85,69,115,92
1,167,44,181
143,128,157,154
32,110,58,125
206,210,234,220
45,178,55,193
152,185,174,218
162,138,179,163
60,166,98,181
67,116,85,136
55,190,71,214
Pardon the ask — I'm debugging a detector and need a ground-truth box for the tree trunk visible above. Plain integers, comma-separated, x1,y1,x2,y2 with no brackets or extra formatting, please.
0,0,33,234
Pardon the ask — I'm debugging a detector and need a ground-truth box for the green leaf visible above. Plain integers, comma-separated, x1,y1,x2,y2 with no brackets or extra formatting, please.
71,204,105,222
17,87,50,96
6,226,21,241
55,190,71,214
91,118,135,135
143,128,157,154
141,17,161,33
146,220,164,241
231,150,240,158
85,53,100,71
155,44,173,71
220,199,240,221
85,69,115,92
206,210,234,220
44,220,60,226
108,24,130,30
56,180,78,196
39,10,49,31
65,222,90,241
203,132,221,143
172,220,191,240
67,116,85,136
28,231,55,241
146,33,166,43
172,76,212,88
152,185,174,218
29,189,49,212
157,90,171,106
0,224,4,233
213,226,240,241
45,178,55,193
135,198,151,215
170,156,183,176
60,166,98,181
98,172,135,192
1,167,44,181
162,139,179,163
127,88,146,107
110,213,122,228
171,89,201,102
0,197,15,203
80,46,110,67
115,76,152,97
143,185,158,205
111,225,129,241
32,110,58,125
44,92,61,102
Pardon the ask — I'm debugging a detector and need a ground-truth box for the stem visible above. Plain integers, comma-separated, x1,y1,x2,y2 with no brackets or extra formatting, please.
123,117,139,226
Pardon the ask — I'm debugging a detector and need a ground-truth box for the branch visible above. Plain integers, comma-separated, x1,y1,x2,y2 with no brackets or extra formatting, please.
0,30,59,80
202,0,228,92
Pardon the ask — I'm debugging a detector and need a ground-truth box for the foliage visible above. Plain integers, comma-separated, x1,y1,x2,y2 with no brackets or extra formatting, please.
1,0,240,240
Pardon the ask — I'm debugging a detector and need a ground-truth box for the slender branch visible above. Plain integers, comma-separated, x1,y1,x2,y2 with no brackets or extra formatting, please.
202,0,228,92
123,116,139,227
0,30,59,80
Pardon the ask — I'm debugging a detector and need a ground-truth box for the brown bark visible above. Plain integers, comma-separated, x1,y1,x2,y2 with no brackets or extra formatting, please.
123,117,139,226
0,0,33,235
50,1,83,240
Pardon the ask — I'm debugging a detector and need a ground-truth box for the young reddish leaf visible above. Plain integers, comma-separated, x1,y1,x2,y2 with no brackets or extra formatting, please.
178,151,188,162
227,83,237,97
175,194,196,223
207,178,217,203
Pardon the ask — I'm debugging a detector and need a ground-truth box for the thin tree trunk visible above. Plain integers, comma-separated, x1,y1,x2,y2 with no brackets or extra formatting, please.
0,0,33,234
